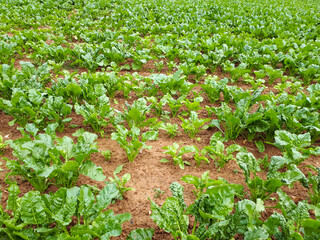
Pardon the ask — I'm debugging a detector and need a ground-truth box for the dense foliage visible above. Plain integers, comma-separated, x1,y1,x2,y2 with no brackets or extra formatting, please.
0,0,320,239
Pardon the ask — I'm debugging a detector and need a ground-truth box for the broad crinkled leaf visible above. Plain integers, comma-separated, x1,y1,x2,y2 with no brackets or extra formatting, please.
92,210,131,240
198,184,243,221
149,197,189,237
126,228,154,240
56,136,75,161
45,187,80,226
78,185,96,219
170,182,187,210
6,182,20,214
20,191,47,225
141,131,158,141
244,227,269,240
95,183,120,212
236,152,261,181
79,161,106,181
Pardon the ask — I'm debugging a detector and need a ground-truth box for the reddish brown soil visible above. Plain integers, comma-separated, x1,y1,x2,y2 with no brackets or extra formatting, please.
0,58,319,240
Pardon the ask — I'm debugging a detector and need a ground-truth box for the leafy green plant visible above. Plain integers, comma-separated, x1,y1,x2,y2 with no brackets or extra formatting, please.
237,151,283,202
149,181,244,239
264,65,283,84
204,133,242,170
159,122,178,138
222,61,251,82
147,96,168,116
49,73,83,104
264,190,311,239
0,88,44,128
0,135,5,155
160,143,196,169
117,98,156,128
167,61,177,73
151,71,196,96
111,125,158,162
0,182,131,239
101,149,112,161
192,64,207,83
164,94,187,117
180,171,227,198
184,96,203,113
244,73,265,90
75,94,114,136
109,164,134,199
211,97,268,140
126,228,154,240
300,165,320,205
179,111,210,139
154,60,164,72
154,188,165,198
272,130,320,163
192,145,210,167
202,76,228,103
42,96,72,132
5,125,105,192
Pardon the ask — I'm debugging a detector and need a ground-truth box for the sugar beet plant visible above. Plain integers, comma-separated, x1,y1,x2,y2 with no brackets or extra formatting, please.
179,111,210,139
2,0,320,238
0,182,131,239
111,125,158,162
5,124,105,192
75,94,114,136
151,175,320,239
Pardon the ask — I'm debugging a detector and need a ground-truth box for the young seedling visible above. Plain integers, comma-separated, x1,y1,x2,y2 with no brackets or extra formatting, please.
75,95,114,136
109,164,134,199
111,125,158,162
181,171,228,198
159,122,179,138
204,133,242,170
154,188,165,198
167,61,177,73
179,111,210,139
154,60,164,72
101,150,112,161
163,94,186,117
202,76,228,103
193,146,210,167
161,143,196,169
147,96,168,116
184,96,203,113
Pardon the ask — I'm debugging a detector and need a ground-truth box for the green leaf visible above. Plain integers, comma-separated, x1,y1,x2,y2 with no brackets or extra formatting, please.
244,227,269,240
20,191,47,225
79,161,106,181
78,186,96,219
92,210,131,239
196,184,243,221
170,182,187,210
255,140,265,153
28,89,43,105
6,182,20,214
141,131,158,141
302,219,320,237
149,196,189,238
160,158,170,163
126,228,154,240
113,164,125,175
45,187,80,226
95,183,120,212
180,175,199,187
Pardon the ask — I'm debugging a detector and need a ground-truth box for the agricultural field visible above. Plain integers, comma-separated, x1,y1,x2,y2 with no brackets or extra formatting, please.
0,0,320,239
